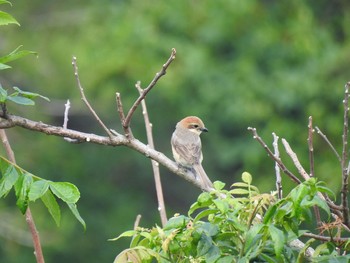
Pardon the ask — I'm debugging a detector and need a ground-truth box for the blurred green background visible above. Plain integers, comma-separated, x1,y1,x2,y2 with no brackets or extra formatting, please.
1,0,350,262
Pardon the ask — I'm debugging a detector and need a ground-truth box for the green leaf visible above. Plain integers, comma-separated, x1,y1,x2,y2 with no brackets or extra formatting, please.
49,181,80,203
0,46,36,64
41,189,61,227
213,181,225,190
163,215,189,230
108,230,138,241
263,203,278,224
7,95,35,105
0,10,19,26
0,162,19,197
197,233,213,256
213,199,229,213
0,84,8,102
0,63,11,70
12,87,50,101
67,202,86,230
230,188,250,195
29,179,50,201
193,209,218,222
242,172,252,184
268,225,285,258
15,173,33,214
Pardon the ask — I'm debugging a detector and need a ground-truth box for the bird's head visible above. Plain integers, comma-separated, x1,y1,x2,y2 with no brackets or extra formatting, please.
178,116,208,135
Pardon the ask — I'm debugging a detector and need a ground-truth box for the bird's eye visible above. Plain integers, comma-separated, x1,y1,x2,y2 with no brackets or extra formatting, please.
193,124,199,128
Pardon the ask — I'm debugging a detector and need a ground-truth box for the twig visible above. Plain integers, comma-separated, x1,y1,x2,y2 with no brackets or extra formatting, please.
0,114,206,191
341,82,350,227
62,100,80,143
72,56,113,139
115,92,132,137
123,48,176,134
302,232,350,243
136,81,167,226
307,117,322,230
315,126,341,162
272,132,282,199
308,116,315,177
133,214,142,230
281,138,310,180
0,129,45,263
247,127,301,184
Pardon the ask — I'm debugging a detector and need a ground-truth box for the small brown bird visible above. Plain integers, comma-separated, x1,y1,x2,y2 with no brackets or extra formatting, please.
171,116,213,190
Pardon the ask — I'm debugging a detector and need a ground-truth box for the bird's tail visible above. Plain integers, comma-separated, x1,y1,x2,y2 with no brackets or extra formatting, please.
193,164,213,190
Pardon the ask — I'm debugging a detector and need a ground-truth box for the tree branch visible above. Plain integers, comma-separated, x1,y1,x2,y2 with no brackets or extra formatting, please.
272,132,282,199
136,81,167,226
0,113,206,190
341,82,350,227
247,127,301,184
123,48,176,134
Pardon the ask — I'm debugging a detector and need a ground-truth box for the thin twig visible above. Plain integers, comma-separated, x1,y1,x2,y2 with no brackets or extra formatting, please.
302,232,350,243
133,214,142,230
341,82,350,227
136,81,167,226
315,126,341,162
272,132,282,199
307,117,322,230
308,116,315,177
72,56,113,138
62,100,80,143
247,127,301,184
281,138,310,180
123,48,176,134
115,92,132,137
0,129,45,263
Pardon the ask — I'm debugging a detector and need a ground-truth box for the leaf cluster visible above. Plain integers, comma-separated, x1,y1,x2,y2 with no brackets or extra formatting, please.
0,157,85,229
112,173,348,262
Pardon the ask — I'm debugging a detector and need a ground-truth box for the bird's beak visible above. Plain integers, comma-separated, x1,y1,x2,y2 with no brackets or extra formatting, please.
201,127,208,132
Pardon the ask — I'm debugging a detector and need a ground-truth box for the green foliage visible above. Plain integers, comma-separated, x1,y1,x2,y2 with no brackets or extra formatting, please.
0,157,86,229
111,173,342,262
0,85,49,106
0,1,19,27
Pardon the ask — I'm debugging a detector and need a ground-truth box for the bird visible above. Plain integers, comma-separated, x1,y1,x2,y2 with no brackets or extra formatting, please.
171,116,213,190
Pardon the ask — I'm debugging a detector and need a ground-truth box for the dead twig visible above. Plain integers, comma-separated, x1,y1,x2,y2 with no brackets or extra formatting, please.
247,127,301,184
341,82,350,227
122,48,176,137
136,81,167,226
72,56,113,139
308,116,315,177
315,126,341,162
272,132,282,199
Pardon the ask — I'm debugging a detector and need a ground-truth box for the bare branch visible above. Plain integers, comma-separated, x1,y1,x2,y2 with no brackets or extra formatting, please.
272,132,282,199
282,138,310,180
115,92,132,137
62,100,80,143
315,126,341,162
0,129,45,263
308,116,315,177
133,214,142,230
72,56,113,138
0,114,206,191
123,48,176,132
341,82,350,226
302,232,350,243
136,81,167,226
247,127,301,184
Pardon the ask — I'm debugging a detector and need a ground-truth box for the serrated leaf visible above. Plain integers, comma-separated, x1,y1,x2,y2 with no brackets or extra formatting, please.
67,202,86,230
0,11,19,26
15,173,33,214
197,233,213,256
41,189,61,226
29,179,50,201
49,181,80,203
7,95,35,105
213,199,229,213
0,162,19,197
163,215,189,230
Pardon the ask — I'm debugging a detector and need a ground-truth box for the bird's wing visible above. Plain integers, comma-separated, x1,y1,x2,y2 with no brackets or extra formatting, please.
172,137,202,165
